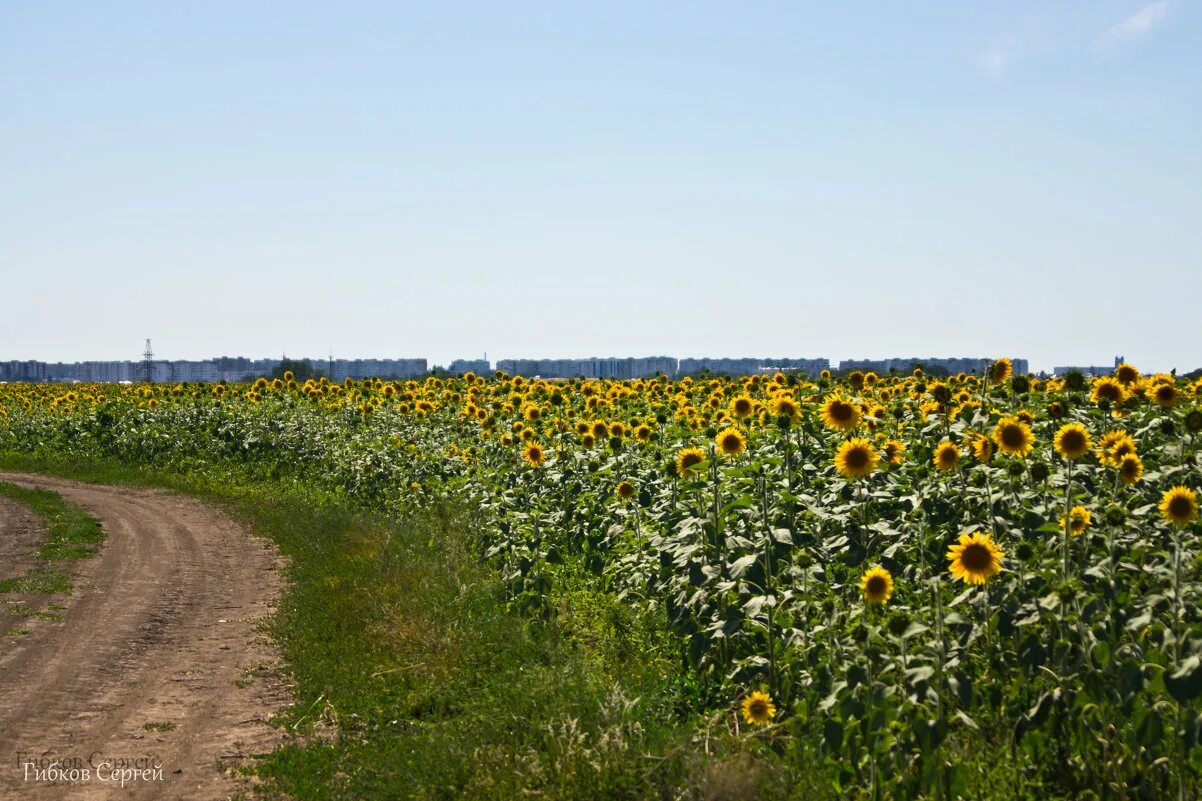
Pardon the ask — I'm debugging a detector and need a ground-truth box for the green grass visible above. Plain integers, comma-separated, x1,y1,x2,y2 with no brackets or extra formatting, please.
0,453,712,801
2,600,64,620
143,721,177,732
0,481,104,595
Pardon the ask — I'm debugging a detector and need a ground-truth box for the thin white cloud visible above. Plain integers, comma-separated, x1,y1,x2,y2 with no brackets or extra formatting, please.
1105,1,1168,42
980,41,1011,78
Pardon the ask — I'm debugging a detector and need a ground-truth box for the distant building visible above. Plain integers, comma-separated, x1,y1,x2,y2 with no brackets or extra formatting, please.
838,357,1029,376
0,355,425,383
1053,356,1122,378
327,358,427,380
677,357,830,376
0,360,46,382
495,357,678,380
448,359,491,376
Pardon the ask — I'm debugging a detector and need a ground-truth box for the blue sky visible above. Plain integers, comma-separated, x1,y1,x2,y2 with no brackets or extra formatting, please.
2,1,1199,373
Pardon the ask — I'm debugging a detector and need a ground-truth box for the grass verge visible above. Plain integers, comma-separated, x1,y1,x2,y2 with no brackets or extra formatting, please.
0,453,728,801
0,481,105,594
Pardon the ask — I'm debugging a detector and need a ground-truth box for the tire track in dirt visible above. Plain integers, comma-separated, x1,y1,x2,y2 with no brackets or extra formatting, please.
0,474,289,800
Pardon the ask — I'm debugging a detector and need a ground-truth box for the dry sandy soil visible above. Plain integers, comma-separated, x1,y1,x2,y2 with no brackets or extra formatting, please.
0,474,289,800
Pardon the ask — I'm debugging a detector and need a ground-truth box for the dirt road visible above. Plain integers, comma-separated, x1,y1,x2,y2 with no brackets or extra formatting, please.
0,474,288,800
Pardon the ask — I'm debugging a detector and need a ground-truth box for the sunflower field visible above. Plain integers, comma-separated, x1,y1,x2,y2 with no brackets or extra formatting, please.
3,360,1202,799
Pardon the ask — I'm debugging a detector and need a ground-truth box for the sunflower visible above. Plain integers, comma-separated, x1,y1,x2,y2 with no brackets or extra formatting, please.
1159,486,1199,527
1114,362,1141,385
522,442,546,467
615,480,636,500
882,439,906,465
988,358,1012,384
1095,429,1133,466
715,427,747,458
730,395,755,418
676,447,706,476
821,397,861,432
1090,377,1126,406
1118,453,1143,486
972,434,995,464
860,566,894,605
592,420,609,438
634,424,653,442
947,531,1004,585
992,416,1035,457
933,440,961,471
740,690,776,726
1151,381,1178,408
1060,505,1091,536
1053,423,1091,461
770,395,801,425
835,437,879,479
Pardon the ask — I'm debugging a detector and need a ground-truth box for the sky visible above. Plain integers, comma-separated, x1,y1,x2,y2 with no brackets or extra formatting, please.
2,1,1200,374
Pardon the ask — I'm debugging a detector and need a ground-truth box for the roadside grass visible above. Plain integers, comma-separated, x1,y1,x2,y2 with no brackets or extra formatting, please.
0,453,712,800
0,481,104,595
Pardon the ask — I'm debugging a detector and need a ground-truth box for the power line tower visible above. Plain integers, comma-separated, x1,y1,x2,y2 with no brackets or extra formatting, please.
141,338,155,383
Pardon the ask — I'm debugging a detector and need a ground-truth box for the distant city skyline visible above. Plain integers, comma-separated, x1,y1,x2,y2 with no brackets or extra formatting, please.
1,345,1184,379
25,351,1166,383
3,3,1199,375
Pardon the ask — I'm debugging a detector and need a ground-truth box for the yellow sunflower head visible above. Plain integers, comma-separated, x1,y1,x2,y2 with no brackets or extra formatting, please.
988,358,1012,384
715,427,747,458
675,446,707,477
972,434,995,464
1151,381,1178,408
770,395,801,424
1118,453,1143,486
1090,377,1126,406
993,416,1035,457
933,440,961,471
615,480,636,500
1114,362,1141,385
522,442,546,467
1160,486,1198,527
1060,505,1091,536
821,397,861,432
883,439,906,465
1053,423,1091,461
947,531,1004,585
740,690,776,726
860,566,894,605
730,395,755,418
835,437,879,480
1095,429,1132,466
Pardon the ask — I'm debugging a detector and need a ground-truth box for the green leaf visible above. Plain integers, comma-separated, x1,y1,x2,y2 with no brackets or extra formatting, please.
1166,656,1202,704
728,554,758,578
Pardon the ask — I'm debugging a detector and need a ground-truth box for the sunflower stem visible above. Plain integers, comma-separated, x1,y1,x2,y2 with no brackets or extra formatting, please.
760,473,780,700
1062,461,1074,582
